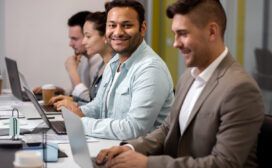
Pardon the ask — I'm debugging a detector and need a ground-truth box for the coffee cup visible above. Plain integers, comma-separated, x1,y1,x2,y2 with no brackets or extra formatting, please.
42,84,56,105
13,150,43,168
0,75,2,95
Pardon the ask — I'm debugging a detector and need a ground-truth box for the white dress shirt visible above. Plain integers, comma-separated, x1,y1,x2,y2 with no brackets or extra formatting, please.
179,47,228,135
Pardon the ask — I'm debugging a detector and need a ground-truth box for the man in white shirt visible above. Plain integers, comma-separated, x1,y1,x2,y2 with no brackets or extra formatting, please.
95,0,264,168
34,11,102,101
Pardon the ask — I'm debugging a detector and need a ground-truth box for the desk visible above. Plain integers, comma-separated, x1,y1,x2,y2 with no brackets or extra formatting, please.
0,93,120,167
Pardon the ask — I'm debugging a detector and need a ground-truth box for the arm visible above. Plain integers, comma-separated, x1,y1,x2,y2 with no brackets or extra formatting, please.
81,64,174,140
65,55,81,86
146,80,264,168
66,55,91,101
95,115,171,168
71,83,90,101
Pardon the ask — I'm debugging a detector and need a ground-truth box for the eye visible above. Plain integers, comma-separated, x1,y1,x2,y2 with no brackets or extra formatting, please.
107,23,116,28
176,30,188,38
84,34,91,39
123,24,132,29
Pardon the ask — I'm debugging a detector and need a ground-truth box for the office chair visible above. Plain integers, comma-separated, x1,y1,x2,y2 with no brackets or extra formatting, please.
254,48,272,91
254,48,272,114
257,114,272,168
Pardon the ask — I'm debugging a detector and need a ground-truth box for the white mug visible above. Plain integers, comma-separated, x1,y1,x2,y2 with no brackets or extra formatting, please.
13,150,43,168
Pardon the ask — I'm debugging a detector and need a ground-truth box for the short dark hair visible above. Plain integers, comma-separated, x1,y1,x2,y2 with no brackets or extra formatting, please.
105,0,145,26
68,11,91,30
166,0,226,38
85,11,107,36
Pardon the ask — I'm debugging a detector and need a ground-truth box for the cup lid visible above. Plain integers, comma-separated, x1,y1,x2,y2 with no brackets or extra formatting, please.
42,84,56,89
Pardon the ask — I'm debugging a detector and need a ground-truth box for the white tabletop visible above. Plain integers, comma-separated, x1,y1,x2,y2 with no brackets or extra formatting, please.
0,92,121,167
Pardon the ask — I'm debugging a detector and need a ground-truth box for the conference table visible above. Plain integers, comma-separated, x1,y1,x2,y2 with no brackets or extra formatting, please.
0,91,120,167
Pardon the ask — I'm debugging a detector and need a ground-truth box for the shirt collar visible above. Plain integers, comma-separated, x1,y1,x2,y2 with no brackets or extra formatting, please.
191,47,228,83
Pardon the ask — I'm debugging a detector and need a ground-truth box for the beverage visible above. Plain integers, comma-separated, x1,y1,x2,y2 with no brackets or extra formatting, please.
42,84,56,105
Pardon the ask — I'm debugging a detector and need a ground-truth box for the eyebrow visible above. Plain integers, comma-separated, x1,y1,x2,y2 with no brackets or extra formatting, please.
107,20,133,24
174,29,187,33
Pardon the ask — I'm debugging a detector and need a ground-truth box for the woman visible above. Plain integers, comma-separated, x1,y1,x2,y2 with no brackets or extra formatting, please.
50,11,113,108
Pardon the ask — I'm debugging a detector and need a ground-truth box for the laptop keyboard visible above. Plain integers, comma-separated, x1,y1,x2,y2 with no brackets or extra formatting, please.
51,121,66,135
91,158,106,168
42,105,58,112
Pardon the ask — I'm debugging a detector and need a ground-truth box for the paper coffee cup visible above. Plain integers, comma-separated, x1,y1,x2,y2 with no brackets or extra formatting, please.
13,150,43,168
0,75,2,95
42,84,56,105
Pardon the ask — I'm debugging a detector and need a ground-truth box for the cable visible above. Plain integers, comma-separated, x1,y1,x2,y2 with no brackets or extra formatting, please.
42,129,47,168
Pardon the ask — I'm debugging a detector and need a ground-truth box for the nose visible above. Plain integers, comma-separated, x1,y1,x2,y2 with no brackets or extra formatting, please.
113,25,124,36
173,36,183,49
69,40,73,47
82,37,86,46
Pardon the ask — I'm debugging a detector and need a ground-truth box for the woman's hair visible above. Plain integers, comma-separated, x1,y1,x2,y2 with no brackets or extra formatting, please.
85,11,107,36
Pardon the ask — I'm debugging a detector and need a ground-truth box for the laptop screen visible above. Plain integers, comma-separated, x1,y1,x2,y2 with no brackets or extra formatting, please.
24,87,50,129
62,107,94,168
5,57,24,100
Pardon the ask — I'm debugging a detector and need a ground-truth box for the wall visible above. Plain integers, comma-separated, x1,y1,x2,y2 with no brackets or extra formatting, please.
0,0,7,88
1,0,104,90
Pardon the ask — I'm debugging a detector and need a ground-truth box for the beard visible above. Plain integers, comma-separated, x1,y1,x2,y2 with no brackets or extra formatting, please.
107,33,143,56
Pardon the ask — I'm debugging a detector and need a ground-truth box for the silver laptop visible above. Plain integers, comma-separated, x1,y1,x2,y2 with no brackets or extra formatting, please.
5,57,42,102
24,87,66,135
61,107,104,168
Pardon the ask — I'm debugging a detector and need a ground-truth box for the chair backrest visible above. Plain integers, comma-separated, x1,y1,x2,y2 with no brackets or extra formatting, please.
254,49,272,90
255,48,272,75
257,114,272,168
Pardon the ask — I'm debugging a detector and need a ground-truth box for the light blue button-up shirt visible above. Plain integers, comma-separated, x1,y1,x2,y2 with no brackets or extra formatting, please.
80,40,174,140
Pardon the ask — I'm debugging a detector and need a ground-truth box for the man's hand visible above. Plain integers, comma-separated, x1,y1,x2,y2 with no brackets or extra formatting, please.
97,146,148,168
33,86,42,94
96,146,132,165
49,95,73,105
53,98,84,117
65,55,81,86
65,55,81,70
107,150,148,168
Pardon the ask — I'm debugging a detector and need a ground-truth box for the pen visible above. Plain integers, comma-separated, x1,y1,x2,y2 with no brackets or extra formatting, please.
27,116,55,120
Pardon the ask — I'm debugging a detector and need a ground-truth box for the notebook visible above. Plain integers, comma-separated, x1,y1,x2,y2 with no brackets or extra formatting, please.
62,107,104,168
5,57,42,101
24,87,66,135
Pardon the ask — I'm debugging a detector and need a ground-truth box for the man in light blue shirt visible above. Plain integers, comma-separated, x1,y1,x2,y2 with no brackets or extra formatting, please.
59,0,174,140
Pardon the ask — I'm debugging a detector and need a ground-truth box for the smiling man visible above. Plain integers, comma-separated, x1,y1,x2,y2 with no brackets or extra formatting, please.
65,0,174,140
95,0,264,167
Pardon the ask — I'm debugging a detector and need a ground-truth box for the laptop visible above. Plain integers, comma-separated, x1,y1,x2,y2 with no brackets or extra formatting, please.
5,57,42,101
62,107,104,168
24,87,66,135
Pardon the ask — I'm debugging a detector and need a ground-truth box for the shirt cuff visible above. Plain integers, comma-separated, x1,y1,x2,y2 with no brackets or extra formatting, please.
123,144,135,151
71,83,88,97
80,105,88,115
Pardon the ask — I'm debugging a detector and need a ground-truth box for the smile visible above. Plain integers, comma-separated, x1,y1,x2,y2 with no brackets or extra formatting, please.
111,36,130,41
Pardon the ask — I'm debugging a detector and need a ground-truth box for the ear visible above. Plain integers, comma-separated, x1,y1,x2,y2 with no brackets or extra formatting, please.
103,36,107,44
140,20,147,37
208,22,219,42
